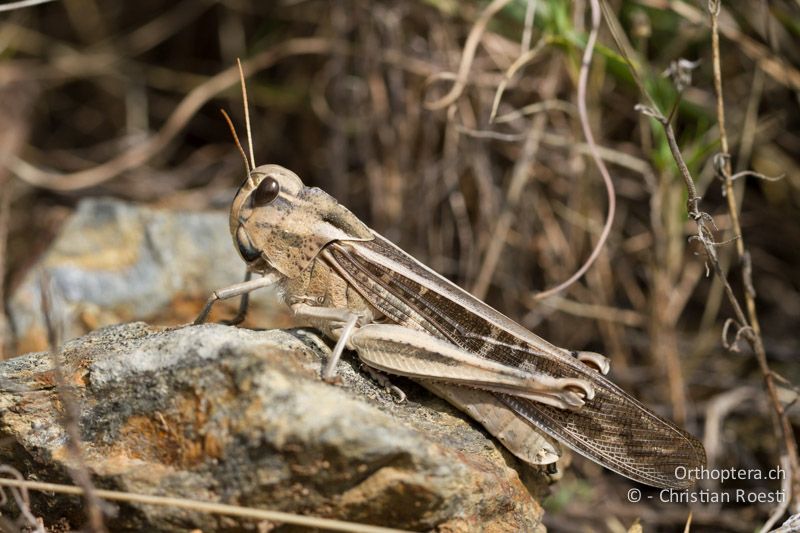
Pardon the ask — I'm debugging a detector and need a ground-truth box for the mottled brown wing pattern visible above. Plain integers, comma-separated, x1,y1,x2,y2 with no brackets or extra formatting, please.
329,237,576,370
325,236,705,489
498,392,705,489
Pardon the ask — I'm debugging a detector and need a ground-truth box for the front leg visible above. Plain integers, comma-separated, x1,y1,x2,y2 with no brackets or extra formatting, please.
223,270,253,326
193,272,281,325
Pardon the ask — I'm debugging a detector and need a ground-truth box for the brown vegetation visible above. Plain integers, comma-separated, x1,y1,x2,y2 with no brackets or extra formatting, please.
1,1,798,531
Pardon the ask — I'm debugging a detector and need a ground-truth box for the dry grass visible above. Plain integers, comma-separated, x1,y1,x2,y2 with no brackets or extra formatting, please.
1,1,799,531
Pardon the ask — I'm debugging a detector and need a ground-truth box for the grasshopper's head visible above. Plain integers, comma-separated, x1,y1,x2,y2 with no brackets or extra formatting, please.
230,164,373,278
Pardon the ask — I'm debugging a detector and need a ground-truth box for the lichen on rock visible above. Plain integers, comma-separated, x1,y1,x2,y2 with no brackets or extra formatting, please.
1,199,546,531
0,322,545,531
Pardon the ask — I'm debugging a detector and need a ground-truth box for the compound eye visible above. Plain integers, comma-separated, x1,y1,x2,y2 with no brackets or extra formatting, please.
252,176,280,207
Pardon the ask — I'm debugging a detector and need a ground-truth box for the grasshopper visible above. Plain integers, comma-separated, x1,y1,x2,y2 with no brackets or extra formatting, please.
194,74,705,490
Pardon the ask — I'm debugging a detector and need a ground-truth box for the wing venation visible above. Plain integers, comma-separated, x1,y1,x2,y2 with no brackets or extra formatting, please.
323,235,706,489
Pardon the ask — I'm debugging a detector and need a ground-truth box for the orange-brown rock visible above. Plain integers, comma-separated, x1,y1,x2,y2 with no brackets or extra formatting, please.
0,322,546,531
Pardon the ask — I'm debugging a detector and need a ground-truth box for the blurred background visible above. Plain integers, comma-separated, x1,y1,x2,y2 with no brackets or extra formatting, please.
0,0,798,531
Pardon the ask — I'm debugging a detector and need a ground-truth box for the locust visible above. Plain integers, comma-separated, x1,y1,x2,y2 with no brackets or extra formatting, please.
194,71,706,490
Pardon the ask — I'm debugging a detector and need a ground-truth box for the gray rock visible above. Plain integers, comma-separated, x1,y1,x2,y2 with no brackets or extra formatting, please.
0,322,545,531
7,198,286,355
3,198,546,530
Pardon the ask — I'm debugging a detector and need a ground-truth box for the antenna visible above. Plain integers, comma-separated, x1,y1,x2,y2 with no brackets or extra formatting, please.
237,58,256,171
220,108,251,179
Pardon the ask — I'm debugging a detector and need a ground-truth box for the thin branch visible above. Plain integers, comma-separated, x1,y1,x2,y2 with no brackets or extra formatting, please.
760,455,793,533
533,0,616,301
9,38,342,191
424,0,514,110
520,0,538,53
0,179,10,358
600,0,800,517
0,466,44,532
39,276,107,533
728,170,784,183
454,124,527,142
489,38,548,123
0,0,56,12
0,478,410,533
535,296,645,327
708,0,800,513
493,99,575,124
598,1,658,111
637,0,800,91
470,110,547,299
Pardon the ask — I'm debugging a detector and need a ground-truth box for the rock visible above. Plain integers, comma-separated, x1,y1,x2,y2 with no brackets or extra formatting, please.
0,322,545,531
7,198,289,355
3,197,547,530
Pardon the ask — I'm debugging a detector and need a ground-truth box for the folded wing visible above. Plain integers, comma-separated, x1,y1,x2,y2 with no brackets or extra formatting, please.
323,235,705,489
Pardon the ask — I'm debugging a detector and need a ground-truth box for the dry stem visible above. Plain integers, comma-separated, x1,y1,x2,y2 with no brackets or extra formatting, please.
0,477,408,533
601,0,799,518
39,276,108,533
0,180,9,358
9,38,343,191
532,0,616,301
707,0,800,516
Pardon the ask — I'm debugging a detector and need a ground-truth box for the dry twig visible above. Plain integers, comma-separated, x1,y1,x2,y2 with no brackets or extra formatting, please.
600,0,800,518
0,181,9,358
424,0,514,111
708,0,800,516
0,465,44,532
39,276,107,533
0,0,56,13
9,38,343,191
0,477,409,533
533,0,616,301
